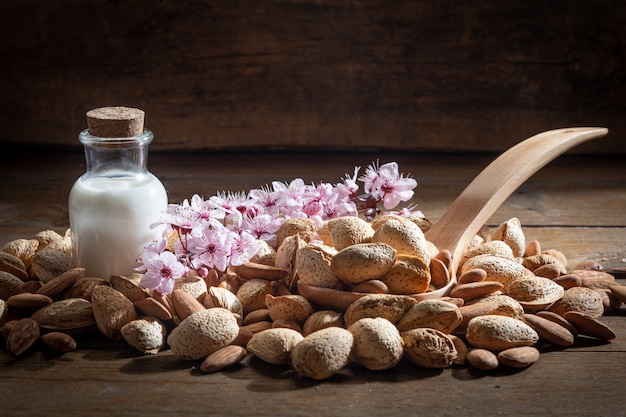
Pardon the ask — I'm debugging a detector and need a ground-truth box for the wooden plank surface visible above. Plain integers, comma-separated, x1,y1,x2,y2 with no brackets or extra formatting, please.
1,1,625,153
1,149,625,417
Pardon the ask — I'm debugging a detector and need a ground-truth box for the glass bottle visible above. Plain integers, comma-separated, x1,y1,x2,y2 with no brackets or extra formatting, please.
68,107,168,280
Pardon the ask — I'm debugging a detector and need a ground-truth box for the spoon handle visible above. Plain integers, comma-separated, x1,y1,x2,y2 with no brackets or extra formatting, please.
425,127,608,275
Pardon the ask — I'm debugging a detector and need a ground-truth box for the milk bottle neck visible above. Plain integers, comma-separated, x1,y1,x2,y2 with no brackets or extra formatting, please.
79,129,153,178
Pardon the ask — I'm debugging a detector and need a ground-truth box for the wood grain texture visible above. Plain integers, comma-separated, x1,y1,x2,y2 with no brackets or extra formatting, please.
0,0,624,153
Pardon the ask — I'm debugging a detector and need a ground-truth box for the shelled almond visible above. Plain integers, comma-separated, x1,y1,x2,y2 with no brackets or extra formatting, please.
1,216,624,381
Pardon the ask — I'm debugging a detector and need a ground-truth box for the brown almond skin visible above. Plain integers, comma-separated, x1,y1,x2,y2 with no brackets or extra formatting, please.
272,319,302,333
7,293,53,311
133,297,173,321
497,346,540,368
609,284,626,303
449,281,504,302
466,349,499,371
200,345,248,373
239,321,272,335
553,274,582,289
522,313,575,347
524,240,542,257
429,258,451,289
6,318,40,356
242,308,271,326
109,275,151,303
563,311,616,341
91,286,138,340
169,289,206,320
457,268,487,284
351,280,390,294
230,327,254,347
532,263,561,279
41,332,77,352
535,311,578,336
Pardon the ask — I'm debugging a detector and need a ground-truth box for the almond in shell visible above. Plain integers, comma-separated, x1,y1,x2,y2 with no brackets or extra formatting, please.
331,243,397,285
167,308,240,360
291,327,354,380
0,252,28,281
295,244,341,289
466,315,539,351
548,286,604,318
348,317,404,371
380,254,430,295
371,217,431,265
326,216,374,250
344,293,417,327
91,285,139,340
396,299,462,333
0,238,38,270
0,271,24,300
401,327,457,368
31,297,95,334
247,327,304,365
121,316,167,354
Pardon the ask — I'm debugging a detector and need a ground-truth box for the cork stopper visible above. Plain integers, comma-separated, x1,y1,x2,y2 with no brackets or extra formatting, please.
86,106,145,138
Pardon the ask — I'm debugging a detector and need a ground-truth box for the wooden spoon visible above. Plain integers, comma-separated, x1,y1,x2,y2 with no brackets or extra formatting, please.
425,127,608,278
299,127,608,309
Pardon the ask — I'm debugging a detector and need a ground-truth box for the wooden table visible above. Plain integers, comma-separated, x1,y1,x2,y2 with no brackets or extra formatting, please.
1,149,625,417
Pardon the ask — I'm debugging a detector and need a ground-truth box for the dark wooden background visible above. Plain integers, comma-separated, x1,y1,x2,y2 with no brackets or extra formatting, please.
1,0,624,154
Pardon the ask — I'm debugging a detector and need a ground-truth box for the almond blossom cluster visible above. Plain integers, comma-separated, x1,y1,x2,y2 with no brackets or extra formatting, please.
136,161,419,294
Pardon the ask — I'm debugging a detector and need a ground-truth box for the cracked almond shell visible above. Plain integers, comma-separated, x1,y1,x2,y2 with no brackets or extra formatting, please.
401,328,457,368
265,294,314,324
491,217,526,258
381,254,431,295
296,244,340,289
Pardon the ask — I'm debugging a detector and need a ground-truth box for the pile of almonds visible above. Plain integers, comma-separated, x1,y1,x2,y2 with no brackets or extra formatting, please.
1,215,625,380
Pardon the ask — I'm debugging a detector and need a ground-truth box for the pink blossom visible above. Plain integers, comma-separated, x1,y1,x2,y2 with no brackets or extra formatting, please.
248,186,280,217
137,159,420,294
240,214,284,248
187,224,234,272
273,178,306,217
335,166,361,199
160,199,202,236
137,242,185,295
209,192,244,227
360,161,417,210
230,231,260,266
